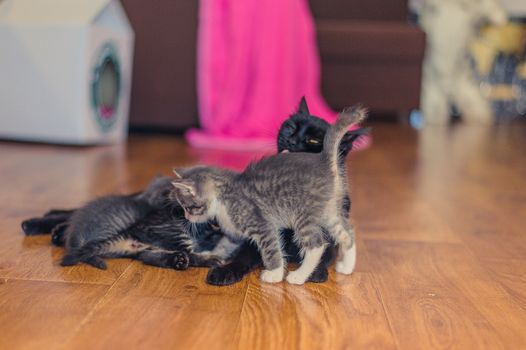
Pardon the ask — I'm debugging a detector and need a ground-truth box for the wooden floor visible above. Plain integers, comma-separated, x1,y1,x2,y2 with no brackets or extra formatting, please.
1,123,526,350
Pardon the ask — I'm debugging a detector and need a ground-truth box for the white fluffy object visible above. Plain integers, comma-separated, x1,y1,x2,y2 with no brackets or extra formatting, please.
420,0,507,125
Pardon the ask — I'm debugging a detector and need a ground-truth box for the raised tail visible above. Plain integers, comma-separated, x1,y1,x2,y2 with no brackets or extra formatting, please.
322,105,368,165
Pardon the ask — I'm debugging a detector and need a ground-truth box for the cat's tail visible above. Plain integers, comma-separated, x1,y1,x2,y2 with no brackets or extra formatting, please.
322,105,368,166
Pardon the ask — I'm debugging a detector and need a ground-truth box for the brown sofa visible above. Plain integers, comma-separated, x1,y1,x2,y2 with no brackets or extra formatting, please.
310,0,425,115
122,0,424,129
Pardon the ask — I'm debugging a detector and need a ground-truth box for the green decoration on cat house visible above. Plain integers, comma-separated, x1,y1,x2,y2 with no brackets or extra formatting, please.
0,0,134,144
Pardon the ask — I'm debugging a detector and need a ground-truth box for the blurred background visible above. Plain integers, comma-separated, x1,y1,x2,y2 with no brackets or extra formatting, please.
123,0,526,130
0,0,525,146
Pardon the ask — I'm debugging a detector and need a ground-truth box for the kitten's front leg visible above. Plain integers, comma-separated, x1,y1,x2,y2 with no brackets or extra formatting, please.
250,232,285,283
139,250,190,270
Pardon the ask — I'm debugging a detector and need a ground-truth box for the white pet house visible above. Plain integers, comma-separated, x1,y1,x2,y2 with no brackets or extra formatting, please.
0,0,134,144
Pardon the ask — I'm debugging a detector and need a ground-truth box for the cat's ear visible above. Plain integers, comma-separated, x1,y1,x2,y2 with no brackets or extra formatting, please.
171,179,196,196
173,168,184,179
298,96,310,115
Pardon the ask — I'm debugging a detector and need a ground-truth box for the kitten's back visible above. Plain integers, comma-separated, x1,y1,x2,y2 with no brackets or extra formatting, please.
65,195,151,248
234,152,334,216
232,107,367,214
65,176,172,249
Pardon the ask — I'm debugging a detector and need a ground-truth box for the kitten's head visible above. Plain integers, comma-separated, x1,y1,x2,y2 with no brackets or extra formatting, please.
170,167,219,223
277,96,369,157
138,176,173,207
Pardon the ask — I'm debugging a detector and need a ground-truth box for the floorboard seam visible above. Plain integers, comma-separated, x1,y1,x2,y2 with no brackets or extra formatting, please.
0,275,118,286
363,252,402,350
232,277,251,346
58,262,134,349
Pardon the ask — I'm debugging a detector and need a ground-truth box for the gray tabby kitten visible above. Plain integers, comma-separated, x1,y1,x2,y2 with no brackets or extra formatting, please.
171,106,366,285
61,176,174,269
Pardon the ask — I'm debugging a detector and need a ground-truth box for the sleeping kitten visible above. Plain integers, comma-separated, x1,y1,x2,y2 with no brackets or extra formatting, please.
24,194,223,270
171,106,366,284
60,176,189,269
75,204,223,269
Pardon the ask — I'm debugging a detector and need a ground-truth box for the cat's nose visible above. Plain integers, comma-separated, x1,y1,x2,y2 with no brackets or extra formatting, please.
289,140,297,146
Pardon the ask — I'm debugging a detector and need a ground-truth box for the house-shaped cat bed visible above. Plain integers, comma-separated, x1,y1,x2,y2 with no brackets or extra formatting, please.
0,0,134,144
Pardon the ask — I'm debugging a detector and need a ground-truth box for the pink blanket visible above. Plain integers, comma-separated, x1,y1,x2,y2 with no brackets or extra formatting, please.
186,0,369,151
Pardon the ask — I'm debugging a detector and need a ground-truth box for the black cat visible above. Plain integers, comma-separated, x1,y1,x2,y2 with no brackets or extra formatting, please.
278,97,369,157
21,97,368,284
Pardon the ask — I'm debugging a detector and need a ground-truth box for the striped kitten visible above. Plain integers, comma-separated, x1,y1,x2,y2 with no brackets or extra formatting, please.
171,106,366,284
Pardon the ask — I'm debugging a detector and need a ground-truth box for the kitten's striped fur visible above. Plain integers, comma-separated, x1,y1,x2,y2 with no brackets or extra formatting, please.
172,106,367,285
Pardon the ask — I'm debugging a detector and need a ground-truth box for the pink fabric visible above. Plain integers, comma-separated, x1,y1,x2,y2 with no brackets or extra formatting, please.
187,0,369,152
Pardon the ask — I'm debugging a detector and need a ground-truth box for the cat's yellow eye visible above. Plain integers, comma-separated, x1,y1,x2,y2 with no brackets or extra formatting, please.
307,138,320,145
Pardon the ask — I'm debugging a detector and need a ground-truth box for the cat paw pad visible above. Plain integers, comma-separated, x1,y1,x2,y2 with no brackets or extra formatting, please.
286,271,308,285
171,253,190,270
260,268,284,283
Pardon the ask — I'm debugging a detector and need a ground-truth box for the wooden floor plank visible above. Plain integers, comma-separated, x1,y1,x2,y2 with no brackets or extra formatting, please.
482,258,526,312
0,143,133,284
1,123,525,349
63,263,249,350
0,218,130,285
364,240,509,349
234,272,397,349
0,279,109,350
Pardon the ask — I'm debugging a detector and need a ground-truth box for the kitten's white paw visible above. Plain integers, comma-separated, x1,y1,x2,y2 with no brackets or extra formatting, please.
286,271,308,285
336,245,356,275
335,261,354,275
260,267,284,283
